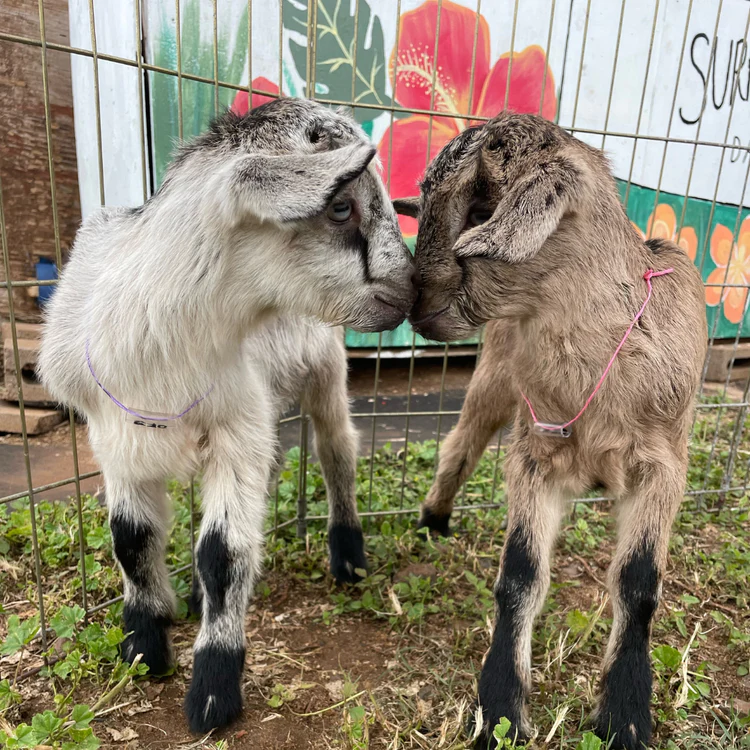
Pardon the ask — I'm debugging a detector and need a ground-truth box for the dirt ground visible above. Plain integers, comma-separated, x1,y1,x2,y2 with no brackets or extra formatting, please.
12,532,748,750
2,357,749,749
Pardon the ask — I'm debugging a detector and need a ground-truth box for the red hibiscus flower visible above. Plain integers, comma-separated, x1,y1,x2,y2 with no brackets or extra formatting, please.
378,0,557,234
230,76,280,115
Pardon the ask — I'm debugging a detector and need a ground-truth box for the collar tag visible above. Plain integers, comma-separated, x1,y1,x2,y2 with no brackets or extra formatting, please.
532,422,572,438
126,410,174,430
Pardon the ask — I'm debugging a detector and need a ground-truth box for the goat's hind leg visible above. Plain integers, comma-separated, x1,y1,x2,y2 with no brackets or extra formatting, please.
593,460,684,750
302,342,366,584
107,476,175,675
420,323,516,535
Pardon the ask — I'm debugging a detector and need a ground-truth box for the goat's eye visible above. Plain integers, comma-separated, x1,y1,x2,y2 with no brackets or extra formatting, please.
327,200,353,223
467,208,493,227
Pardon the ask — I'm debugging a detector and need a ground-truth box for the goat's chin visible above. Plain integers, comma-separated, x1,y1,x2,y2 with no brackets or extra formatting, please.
412,310,479,342
341,298,410,333
346,311,407,333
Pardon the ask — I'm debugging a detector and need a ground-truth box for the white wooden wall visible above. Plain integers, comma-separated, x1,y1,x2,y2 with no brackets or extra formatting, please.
69,0,750,216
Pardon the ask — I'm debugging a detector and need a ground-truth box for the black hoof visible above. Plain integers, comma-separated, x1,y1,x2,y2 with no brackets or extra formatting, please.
188,578,203,619
467,703,528,749
328,524,368,584
593,704,652,750
184,645,245,733
593,640,653,747
472,728,529,749
416,507,452,537
121,605,172,676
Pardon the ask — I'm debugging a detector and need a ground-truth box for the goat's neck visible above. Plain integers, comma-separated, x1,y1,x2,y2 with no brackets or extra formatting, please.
107,206,283,378
514,214,653,388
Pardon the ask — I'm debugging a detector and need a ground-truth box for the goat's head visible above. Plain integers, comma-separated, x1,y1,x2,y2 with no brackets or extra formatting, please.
396,112,603,341
172,98,417,332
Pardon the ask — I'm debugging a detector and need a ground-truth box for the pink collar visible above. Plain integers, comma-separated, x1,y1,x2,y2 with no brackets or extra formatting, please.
521,268,674,438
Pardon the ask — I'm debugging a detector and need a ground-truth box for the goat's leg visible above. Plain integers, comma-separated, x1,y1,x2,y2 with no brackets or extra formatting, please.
188,442,284,617
420,326,516,535
107,476,175,675
475,449,567,747
184,418,274,733
302,349,365,584
593,460,684,750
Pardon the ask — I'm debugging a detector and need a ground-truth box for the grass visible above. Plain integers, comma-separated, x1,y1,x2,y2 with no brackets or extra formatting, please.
0,398,748,748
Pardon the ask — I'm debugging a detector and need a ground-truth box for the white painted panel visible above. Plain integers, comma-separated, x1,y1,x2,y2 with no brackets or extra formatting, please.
69,0,149,218
69,0,750,210
558,0,750,206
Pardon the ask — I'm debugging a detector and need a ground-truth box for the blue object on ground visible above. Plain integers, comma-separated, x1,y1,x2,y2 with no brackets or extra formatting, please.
35,257,57,307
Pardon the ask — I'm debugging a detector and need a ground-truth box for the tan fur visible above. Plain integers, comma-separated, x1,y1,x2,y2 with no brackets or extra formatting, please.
401,112,707,749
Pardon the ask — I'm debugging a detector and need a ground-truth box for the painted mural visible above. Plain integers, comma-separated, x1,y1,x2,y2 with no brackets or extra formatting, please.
68,0,750,347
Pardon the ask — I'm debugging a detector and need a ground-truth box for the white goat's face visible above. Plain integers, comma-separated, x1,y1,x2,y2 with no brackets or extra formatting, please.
173,98,417,332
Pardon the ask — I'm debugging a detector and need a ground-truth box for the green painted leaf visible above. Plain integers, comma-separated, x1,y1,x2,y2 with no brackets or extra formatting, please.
676,615,688,638
283,0,391,122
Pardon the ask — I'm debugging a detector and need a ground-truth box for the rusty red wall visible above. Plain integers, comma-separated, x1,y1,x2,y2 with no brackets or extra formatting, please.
0,0,80,322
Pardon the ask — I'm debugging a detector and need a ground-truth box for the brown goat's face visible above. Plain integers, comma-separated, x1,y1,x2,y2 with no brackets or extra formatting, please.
398,113,581,341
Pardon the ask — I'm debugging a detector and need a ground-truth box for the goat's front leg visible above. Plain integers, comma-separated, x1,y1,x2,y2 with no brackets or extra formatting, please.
474,444,567,747
420,322,516,535
107,476,175,676
593,460,685,750
303,349,365,584
184,417,274,733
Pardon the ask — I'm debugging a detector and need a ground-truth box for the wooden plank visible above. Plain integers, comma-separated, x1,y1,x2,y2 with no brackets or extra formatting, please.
2,322,42,342
3,337,55,405
703,341,750,383
0,401,63,435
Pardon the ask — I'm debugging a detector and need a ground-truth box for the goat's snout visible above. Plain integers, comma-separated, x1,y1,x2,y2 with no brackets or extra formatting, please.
382,258,420,310
401,264,421,310
366,259,420,332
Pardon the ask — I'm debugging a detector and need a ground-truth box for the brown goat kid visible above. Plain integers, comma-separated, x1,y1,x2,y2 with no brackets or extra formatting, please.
395,113,707,749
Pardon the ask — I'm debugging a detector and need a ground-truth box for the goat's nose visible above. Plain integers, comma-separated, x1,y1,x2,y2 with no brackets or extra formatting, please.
409,266,421,297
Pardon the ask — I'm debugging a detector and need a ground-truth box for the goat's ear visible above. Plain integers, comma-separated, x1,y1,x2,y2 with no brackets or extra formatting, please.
455,158,583,263
392,196,421,219
226,142,376,223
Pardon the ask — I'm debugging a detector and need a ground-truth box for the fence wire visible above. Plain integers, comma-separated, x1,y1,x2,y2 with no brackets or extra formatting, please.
0,0,749,653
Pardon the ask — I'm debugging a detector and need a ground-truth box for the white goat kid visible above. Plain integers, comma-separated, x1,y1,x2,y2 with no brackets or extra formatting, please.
38,98,417,733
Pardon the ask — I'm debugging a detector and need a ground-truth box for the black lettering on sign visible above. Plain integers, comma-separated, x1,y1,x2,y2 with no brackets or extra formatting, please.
680,32,750,125
680,34,709,125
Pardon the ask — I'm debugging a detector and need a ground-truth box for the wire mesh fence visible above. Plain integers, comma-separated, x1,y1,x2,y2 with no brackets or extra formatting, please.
1,0,750,660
